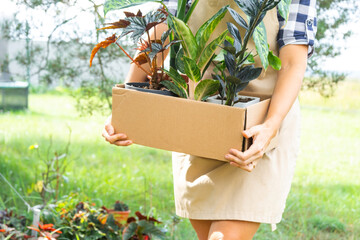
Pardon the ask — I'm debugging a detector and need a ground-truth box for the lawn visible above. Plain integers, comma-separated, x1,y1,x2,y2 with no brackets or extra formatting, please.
0,80,359,239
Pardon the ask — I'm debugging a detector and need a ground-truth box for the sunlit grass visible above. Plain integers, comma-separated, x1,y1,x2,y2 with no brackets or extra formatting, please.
1,80,359,239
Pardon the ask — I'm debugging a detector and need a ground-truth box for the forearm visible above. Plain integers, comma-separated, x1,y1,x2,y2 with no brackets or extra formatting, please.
264,44,308,131
125,23,170,83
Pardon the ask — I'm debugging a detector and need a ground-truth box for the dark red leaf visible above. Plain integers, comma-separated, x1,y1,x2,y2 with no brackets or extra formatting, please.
135,211,161,223
124,11,136,17
98,19,130,31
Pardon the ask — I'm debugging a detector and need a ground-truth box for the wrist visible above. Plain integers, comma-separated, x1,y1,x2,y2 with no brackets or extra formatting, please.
264,115,282,134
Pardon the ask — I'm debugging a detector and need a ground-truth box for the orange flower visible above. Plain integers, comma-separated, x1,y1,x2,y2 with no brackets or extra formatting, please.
0,229,6,232
27,223,62,234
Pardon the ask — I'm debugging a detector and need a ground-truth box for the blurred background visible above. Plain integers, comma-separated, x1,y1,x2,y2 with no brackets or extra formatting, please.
0,0,359,239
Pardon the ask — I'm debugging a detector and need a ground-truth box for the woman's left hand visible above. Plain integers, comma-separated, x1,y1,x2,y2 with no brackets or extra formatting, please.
225,123,278,172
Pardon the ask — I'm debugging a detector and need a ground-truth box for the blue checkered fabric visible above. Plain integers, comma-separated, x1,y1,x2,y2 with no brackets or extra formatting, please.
163,0,317,57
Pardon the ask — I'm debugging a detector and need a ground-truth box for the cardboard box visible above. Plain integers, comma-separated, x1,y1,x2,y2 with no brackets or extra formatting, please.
112,85,278,162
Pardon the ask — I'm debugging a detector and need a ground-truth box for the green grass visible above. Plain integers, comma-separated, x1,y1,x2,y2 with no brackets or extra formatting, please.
1,80,360,239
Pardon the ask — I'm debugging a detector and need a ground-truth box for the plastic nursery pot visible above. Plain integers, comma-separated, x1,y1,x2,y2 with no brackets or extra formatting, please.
207,95,260,108
108,210,131,223
125,82,177,97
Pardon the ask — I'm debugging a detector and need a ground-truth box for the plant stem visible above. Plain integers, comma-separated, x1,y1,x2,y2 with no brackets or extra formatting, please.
115,42,152,76
239,0,269,60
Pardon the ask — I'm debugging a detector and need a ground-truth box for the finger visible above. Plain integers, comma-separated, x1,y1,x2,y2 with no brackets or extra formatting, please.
229,161,253,172
225,153,246,166
240,140,266,160
105,123,115,135
113,140,133,146
106,133,129,144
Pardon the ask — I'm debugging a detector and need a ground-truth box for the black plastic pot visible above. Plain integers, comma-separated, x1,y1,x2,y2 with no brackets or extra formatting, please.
124,82,177,97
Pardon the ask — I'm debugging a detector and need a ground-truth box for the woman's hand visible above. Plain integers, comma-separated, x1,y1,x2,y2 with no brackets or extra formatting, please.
225,122,277,172
102,115,133,146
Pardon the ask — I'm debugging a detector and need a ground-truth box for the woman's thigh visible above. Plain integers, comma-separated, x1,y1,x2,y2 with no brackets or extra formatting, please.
208,220,260,240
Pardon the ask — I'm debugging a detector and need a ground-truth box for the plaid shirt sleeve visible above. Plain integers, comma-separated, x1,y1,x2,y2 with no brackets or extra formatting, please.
277,0,318,57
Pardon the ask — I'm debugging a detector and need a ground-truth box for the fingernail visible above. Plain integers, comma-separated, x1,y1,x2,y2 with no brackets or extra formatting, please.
109,129,114,135
225,154,231,159
127,140,132,145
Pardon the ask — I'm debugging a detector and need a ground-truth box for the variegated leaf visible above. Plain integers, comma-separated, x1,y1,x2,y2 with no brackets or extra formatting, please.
183,56,201,83
278,0,291,25
194,79,220,101
168,15,199,59
195,6,228,55
253,21,269,70
197,30,228,71
160,80,187,98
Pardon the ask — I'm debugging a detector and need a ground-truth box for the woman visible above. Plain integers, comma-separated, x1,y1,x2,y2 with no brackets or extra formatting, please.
102,0,317,239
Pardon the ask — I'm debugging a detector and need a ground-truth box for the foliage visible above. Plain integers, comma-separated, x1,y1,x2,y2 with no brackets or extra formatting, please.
27,129,71,206
90,7,180,90
211,0,285,106
161,6,230,100
0,209,32,239
0,197,165,240
304,0,360,97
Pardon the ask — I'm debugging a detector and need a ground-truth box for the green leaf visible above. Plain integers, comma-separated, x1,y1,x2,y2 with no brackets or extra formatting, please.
176,0,188,20
160,80,187,98
278,0,291,25
137,220,166,238
168,15,199,59
213,49,226,62
264,0,281,11
163,67,187,89
268,50,282,70
175,48,185,73
184,0,199,23
194,79,220,101
234,0,259,17
161,29,172,44
253,21,269,70
104,0,156,16
197,30,228,70
227,7,248,30
183,56,201,83
236,65,262,82
226,22,242,52
195,6,228,55
123,222,138,240
242,52,255,64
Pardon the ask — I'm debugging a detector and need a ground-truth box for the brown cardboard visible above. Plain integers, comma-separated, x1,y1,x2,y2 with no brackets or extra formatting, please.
112,85,278,161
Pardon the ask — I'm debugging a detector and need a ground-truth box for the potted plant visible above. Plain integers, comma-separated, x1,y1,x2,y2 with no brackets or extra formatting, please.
207,0,283,107
89,7,181,96
104,201,131,224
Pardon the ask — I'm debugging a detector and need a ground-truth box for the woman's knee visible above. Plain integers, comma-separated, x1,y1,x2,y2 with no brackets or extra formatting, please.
208,220,260,240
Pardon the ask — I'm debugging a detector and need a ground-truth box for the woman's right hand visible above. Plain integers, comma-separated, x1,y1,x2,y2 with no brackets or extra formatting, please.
102,115,133,146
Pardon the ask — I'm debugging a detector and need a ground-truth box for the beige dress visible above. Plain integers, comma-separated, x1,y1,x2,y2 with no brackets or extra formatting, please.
172,0,301,230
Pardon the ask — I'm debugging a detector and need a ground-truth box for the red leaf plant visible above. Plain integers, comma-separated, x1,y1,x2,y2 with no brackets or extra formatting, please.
90,7,180,90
